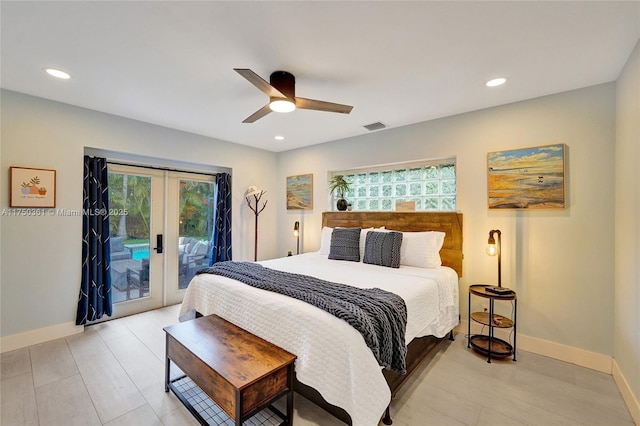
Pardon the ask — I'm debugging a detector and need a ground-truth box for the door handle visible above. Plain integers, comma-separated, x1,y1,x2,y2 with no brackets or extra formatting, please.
153,234,163,254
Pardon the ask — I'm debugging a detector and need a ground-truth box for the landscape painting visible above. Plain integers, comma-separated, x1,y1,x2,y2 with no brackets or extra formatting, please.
488,143,566,209
286,174,313,210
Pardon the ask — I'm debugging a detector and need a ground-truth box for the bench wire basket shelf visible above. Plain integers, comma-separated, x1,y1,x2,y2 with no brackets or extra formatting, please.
170,374,284,426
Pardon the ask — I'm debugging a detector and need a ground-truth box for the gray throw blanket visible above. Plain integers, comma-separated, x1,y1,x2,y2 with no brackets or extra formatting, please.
196,261,408,374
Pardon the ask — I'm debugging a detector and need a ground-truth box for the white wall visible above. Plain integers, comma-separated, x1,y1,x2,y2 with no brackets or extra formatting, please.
0,90,278,337
614,39,640,416
277,83,616,356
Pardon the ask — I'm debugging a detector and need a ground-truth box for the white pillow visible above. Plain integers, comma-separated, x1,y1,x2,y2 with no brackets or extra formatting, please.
319,226,334,255
399,231,446,268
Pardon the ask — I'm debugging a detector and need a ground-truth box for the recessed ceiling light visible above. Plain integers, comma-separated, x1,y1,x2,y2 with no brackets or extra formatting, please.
486,77,507,87
44,68,71,79
274,135,285,141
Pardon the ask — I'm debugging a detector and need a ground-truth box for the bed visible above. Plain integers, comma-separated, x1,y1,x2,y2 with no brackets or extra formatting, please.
179,211,463,425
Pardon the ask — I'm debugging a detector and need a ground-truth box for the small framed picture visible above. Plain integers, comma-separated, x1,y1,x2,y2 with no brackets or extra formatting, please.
286,174,313,210
10,166,57,208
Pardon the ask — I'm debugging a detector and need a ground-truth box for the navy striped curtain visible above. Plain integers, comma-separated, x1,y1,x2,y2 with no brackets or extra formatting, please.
209,173,232,265
75,156,112,325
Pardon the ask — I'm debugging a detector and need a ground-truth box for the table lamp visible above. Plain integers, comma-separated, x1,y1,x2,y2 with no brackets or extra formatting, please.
293,221,300,255
486,229,501,287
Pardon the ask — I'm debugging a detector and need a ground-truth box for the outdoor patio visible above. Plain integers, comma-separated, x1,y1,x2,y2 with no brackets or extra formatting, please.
109,239,206,303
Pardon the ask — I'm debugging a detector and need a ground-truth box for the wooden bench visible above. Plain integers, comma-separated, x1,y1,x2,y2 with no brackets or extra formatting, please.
164,314,296,425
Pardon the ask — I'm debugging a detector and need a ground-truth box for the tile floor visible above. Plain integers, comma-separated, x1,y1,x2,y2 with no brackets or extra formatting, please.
1,304,634,426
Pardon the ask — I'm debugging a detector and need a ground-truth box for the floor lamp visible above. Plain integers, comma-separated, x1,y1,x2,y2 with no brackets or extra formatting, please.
246,186,267,261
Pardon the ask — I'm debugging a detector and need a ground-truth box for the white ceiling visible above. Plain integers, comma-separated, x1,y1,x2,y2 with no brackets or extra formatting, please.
2,1,638,153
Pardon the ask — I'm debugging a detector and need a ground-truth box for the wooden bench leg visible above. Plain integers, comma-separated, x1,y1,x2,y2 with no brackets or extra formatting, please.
286,364,294,425
165,334,170,392
235,389,242,426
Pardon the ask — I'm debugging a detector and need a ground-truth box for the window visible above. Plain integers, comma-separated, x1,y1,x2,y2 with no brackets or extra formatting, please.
332,159,456,211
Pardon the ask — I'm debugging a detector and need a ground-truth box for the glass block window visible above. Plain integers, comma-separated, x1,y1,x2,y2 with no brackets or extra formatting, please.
332,159,456,211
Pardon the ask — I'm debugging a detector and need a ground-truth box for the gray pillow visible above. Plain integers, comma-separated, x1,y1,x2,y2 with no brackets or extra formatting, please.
111,236,125,253
328,228,361,262
363,231,403,268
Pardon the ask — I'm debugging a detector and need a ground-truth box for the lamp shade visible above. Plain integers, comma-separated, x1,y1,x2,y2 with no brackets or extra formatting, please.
486,235,497,256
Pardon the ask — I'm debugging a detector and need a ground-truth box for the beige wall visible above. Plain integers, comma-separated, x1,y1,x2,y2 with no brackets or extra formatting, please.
0,90,279,337
277,83,617,356
614,39,640,412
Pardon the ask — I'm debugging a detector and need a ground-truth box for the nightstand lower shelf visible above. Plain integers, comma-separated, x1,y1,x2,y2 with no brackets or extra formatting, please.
468,335,513,358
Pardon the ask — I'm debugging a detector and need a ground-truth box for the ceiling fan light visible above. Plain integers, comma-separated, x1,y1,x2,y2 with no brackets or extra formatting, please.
270,98,296,113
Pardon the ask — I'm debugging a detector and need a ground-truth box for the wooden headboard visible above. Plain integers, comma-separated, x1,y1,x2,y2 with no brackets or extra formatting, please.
322,211,463,277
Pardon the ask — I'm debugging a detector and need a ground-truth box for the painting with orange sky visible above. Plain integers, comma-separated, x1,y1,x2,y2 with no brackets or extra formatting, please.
488,143,566,209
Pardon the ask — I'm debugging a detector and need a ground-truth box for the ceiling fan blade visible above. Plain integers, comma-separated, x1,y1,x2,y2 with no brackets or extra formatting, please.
242,104,272,123
234,69,286,98
295,97,353,114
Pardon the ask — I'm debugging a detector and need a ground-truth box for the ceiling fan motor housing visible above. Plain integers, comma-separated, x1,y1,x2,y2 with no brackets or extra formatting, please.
270,71,295,99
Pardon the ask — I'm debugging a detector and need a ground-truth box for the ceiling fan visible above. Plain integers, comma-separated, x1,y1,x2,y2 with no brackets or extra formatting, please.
234,69,353,123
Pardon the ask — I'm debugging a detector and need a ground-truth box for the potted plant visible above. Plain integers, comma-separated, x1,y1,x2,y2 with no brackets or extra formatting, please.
20,182,30,194
329,175,350,211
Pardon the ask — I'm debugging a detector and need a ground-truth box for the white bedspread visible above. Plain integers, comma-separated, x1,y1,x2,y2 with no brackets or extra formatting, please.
179,252,459,426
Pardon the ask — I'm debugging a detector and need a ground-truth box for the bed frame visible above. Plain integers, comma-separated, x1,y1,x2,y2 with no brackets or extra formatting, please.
294,211,464,425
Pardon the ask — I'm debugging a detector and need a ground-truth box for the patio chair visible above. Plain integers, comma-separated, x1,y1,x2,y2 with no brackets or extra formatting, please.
110,236,132,261
126,258,149,298
179,240,210,287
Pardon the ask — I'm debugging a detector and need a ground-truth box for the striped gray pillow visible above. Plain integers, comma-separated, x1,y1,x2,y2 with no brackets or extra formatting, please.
363,231,403,268
328,228,362,262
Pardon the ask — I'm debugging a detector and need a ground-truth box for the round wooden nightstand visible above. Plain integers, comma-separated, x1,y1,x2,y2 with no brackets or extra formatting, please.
467,284,517,363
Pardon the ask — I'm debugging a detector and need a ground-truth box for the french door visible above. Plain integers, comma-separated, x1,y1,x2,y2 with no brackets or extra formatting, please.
107,164,215,318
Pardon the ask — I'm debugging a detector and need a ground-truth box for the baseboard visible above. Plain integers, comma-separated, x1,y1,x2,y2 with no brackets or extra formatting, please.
0,321,84,353
612,359,640,425
456,320,612,373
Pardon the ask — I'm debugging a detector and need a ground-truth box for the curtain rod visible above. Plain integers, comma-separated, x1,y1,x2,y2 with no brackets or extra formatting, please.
106,160,218,177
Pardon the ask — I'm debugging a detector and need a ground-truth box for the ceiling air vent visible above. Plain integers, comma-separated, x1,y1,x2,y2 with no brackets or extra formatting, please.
363,122,387,131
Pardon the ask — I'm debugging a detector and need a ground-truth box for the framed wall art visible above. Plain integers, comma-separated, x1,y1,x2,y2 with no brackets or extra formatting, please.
10,166,57,208
488,143,566,209
286,173,313,210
